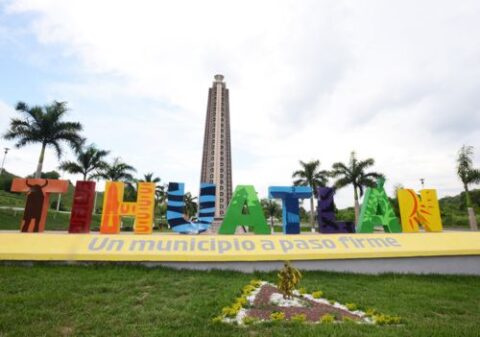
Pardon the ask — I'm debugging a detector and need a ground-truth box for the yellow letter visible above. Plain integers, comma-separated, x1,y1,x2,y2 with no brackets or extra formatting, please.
398,189,442,232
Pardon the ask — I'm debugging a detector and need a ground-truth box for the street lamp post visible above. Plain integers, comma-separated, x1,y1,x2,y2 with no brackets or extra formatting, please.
0,148,10,175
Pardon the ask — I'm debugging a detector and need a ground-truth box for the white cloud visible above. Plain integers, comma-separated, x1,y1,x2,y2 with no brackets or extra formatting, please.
2,0,480,208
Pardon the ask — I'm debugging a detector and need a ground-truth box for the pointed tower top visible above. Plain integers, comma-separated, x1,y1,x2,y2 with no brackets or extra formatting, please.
214,74,224,82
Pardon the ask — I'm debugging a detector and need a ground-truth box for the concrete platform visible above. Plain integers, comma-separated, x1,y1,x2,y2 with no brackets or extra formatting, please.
1,232,480,275
152,255,480,275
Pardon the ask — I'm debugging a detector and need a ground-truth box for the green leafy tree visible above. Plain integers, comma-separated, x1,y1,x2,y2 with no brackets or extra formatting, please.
456,145,480,230
184,192,198,219
261,198,281,231
292,160,329,229
3,101,84,178
299,206,309,223
58,144,109,181
331,152,383,224
27,170,61,179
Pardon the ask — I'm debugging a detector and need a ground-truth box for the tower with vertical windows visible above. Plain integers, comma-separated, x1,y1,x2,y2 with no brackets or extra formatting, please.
200,74,233,220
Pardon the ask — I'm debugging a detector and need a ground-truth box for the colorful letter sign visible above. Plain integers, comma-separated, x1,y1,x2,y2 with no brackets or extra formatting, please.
219,185,270,234
69,181,95,233
269,186,311,234
167,182,216,234
357,178,402,233
398,189,443,232
100,181,155,234
11,178,68,232
317,187,355,234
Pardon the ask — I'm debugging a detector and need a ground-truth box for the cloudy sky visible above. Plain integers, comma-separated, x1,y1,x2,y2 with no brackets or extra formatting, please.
0,0,479,208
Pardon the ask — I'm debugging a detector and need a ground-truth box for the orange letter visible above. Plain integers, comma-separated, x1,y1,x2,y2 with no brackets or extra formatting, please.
100,182,155,234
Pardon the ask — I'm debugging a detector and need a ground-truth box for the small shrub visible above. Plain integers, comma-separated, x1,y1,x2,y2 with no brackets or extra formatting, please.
222,302,241,318
320,313,335,324
374,314,402,325
345,303,357,311
250,279,262,287
277,261,302,299
291,313,307,323
212,316,224,324
298,287,307,295
235,296,247,306
342,316,355,323
365,308,378,317
311,291,324,299
242,285,256,295
270,311,286,321
243,316,259,325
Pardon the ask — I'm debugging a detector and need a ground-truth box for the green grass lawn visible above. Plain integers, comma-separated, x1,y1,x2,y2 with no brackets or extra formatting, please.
0,265,479,337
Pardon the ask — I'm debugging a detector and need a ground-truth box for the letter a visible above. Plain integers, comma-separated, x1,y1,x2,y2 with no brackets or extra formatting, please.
219,185,270,234
357,177,402,233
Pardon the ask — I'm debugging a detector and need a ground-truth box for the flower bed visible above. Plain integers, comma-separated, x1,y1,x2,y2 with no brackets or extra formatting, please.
213,280,401,326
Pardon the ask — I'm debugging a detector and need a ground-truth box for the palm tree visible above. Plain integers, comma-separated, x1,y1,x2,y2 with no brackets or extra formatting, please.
58,144,109,181
3,101,84,178
93,157,137,201
58,144,110,215
139,173,160,184
292,160,329,229
94,157,136,181
456,145,480,231
331,151,383,224
261,199,281,232
184,192,198,219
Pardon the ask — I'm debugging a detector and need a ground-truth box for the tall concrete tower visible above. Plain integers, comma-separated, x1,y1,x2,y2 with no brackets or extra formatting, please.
200,74,233,220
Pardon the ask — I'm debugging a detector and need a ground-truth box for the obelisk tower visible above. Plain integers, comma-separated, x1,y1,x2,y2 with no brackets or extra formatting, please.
200,74,233,221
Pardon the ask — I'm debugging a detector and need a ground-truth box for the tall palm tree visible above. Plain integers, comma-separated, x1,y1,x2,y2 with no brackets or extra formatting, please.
93,157,136,201
58,144,109,181
457,145,480,231
331,151,383,224
292,160,329,229
3,101,84,178
140,173,160,184
94,157,136,181
261,198,281,232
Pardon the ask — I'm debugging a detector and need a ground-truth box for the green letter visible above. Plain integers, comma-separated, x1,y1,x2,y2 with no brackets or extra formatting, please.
219,185,270,234
357,178,402,233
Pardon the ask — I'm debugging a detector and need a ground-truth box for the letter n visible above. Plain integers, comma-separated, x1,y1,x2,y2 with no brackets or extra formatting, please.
398,189,442,232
